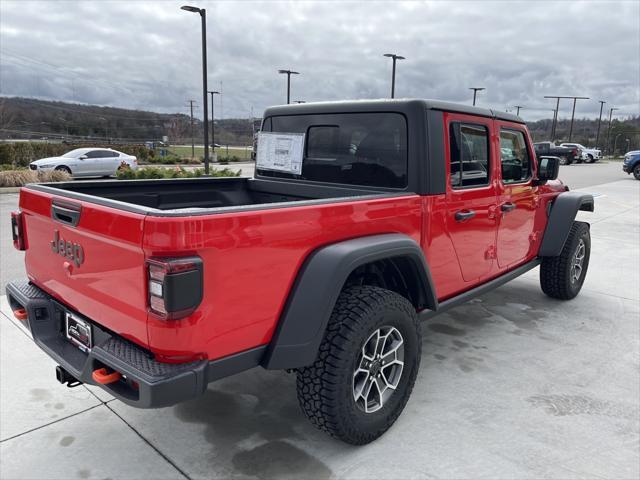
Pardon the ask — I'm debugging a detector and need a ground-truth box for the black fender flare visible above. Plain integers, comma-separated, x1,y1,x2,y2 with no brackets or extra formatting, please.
539,191,594,257
262,233,437,370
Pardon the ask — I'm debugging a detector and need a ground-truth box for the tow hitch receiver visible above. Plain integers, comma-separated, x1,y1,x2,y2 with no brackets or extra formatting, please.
56,366,82,388
92,367,122,385
13,308,27,321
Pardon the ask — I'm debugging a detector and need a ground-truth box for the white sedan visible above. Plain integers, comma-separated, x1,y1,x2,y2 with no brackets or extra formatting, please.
29,148,138,178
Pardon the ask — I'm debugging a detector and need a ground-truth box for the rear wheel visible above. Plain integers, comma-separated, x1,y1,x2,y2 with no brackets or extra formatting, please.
540,221,590,300
633,164,640,180
296,285,421,445
54,165,72,175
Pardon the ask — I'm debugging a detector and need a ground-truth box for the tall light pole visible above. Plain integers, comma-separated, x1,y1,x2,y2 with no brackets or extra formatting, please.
383,53,405,98
469,87,485,106
606,107,619,156
567,96,589,141
208,90,220,156
544,96,563,141
595,100,606,148
188,100,196,158
278,69,300,104
181,5,210,174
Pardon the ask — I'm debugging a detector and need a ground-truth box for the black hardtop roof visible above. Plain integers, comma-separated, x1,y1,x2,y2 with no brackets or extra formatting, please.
263,98,525,124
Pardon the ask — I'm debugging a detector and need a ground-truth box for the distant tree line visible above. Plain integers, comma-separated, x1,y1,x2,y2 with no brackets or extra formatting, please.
0,97,256,146
1,96,637,154
525,116,639,153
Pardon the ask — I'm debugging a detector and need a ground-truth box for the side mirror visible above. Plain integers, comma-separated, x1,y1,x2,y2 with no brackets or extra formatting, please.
534,156,560,185
79,155,88,160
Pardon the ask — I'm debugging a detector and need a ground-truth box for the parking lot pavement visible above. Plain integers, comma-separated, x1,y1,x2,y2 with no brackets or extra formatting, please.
0,168,638,479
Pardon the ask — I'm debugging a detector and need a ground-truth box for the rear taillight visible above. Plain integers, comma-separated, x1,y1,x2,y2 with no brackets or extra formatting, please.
11,211,25,250
146,256,203,320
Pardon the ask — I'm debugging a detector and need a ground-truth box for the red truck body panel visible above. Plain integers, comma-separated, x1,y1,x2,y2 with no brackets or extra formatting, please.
142,195,424,360
19,190,150,348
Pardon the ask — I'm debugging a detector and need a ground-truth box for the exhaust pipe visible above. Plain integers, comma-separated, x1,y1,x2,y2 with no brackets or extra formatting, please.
56,366,82,388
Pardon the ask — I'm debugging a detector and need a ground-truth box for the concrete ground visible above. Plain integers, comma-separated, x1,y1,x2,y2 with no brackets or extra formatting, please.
0,162,638,479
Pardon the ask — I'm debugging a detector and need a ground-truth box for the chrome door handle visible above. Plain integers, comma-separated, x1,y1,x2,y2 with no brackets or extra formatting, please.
455,210,476,222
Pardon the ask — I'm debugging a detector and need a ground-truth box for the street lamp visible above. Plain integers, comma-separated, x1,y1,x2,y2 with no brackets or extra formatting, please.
595,100,606,149
383,53,405,98
208,90,220,156
469,87,485,106
278,69,300,104
181,5,210,174
606,107,619,156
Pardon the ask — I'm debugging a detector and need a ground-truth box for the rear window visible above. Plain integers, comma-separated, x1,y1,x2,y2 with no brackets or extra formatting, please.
258,113,407,188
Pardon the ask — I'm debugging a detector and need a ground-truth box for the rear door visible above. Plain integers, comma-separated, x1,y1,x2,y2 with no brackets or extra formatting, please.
444,113,498,284
495,124,537,269
20,188,149,347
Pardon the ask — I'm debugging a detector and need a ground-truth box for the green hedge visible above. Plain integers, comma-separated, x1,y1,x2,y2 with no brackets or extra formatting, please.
0,142,154,167
116,165,241,180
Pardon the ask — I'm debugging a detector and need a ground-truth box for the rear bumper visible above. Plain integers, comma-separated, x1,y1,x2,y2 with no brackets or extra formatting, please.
5,280,265,408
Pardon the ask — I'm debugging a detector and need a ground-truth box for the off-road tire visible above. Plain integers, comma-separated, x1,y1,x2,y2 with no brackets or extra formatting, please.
55,165,72,175
540,221,591,300
633,164,640,180
296,285,421,445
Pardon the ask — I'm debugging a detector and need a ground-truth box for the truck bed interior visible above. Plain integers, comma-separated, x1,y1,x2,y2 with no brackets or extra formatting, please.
37,177,388,212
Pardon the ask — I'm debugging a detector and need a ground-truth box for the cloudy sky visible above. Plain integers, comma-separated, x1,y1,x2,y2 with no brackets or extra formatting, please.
1,0,638,121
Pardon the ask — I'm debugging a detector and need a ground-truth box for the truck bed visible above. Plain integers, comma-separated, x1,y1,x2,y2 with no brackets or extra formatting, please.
27,176,395,215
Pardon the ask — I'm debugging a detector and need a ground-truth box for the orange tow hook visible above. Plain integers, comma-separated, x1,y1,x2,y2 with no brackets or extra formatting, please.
92,368,122,385
13,308,28,321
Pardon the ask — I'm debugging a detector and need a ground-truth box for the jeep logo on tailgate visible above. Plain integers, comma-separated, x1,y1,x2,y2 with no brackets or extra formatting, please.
51,230,84,267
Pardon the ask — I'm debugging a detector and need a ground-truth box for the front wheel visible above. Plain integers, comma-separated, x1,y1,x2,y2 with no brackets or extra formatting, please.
559,157,568,165
54,165,72,175
633,164,640,180
296,286,421,445
586,154,595,163
540,221,591,300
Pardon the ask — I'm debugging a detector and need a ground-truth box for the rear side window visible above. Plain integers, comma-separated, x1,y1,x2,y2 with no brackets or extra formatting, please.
500,129,532,183
449,123,490,188
259,113,407,189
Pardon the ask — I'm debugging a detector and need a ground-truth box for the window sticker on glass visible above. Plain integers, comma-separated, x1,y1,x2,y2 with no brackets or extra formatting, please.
256,132,305,175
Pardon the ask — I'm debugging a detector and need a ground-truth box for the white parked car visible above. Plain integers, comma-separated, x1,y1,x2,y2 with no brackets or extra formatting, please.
29,148,138,178
560,143,601,163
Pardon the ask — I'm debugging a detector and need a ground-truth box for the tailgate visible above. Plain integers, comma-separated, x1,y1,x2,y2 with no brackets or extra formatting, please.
20,187,149,347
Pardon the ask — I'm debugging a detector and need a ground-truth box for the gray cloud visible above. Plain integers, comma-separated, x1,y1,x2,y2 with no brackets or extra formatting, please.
1,0,638,120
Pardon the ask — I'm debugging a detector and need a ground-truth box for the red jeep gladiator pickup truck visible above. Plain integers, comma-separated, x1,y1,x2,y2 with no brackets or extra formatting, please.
8,100,594,444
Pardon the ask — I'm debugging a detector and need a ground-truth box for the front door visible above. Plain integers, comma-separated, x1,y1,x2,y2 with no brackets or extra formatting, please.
496,126,537,268
444,114,498,284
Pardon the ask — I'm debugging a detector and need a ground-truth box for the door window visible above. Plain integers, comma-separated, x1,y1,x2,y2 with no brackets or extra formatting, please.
449,123,490,188
500,130,532,183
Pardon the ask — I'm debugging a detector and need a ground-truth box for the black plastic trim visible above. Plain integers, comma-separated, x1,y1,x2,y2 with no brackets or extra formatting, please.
426,109,446,194
5,280,267,409
51,200,82,227
262,233,436,370
539,192,594,257
420,259,541,320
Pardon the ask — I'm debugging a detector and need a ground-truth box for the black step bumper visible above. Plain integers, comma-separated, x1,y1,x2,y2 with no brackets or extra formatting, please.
5,280,264,408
